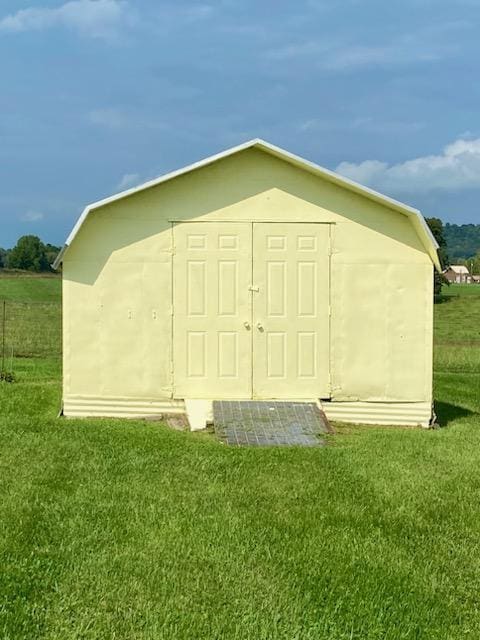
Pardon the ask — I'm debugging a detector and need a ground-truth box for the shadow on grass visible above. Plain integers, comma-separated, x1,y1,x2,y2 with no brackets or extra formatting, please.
434,401,475,427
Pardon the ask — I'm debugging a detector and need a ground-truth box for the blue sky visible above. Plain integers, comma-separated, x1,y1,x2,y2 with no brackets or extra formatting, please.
1,0,480,248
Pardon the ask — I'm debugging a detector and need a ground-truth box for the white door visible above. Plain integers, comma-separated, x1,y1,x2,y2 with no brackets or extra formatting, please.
173,222,331,399
252,223,331,398
173,222,252,398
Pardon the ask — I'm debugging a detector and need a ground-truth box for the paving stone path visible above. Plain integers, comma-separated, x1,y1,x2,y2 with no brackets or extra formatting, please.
213,400,330,447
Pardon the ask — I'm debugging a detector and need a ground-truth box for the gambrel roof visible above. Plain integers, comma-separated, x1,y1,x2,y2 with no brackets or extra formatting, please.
53,139,441,270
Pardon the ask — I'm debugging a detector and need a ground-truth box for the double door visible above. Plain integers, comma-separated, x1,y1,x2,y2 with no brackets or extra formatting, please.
173,222,330,399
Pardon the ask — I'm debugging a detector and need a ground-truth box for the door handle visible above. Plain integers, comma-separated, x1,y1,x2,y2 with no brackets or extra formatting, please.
243,321,251,330
256,322,264,331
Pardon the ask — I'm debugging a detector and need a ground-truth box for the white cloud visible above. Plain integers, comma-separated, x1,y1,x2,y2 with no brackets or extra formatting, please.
88,107,169,132
299,117,424,135
89,107,129,129
336,137,480,193
20,210,44,222
349,117,425,135
183,5,214,21
266,21,469,70
267,40,332,62
268,39,445,69
0,0,133,40
116,173,141,190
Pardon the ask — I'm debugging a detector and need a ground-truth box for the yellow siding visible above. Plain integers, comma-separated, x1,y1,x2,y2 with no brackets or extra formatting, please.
330,262,433,401
63,147,433,413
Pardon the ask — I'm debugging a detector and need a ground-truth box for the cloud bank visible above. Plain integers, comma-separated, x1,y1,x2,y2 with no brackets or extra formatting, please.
0,0,132,39
336,138,480,193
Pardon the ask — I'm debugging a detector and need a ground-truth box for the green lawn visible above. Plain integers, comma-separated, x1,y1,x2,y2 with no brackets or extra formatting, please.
1,279,480,639
442,282,480,297
434,285,480,373
0,275,61,359
0,272,61,302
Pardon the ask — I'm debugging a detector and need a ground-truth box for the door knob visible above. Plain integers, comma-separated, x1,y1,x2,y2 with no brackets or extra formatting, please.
256,322,264,331
243,321,251,330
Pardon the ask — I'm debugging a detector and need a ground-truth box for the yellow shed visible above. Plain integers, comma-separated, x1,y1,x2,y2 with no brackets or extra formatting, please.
54,140,440,429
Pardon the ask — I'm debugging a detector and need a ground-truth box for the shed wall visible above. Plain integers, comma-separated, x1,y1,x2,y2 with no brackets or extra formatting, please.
63,148,433,410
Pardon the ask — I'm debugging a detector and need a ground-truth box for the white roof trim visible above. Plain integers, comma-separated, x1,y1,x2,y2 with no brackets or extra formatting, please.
53,138,440,270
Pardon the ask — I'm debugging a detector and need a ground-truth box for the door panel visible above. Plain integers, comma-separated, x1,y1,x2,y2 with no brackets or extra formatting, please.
173,222,252,398
253,223,330,398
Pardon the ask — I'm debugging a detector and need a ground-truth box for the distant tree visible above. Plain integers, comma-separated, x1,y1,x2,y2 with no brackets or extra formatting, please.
425,217,448,296
44,243,61,269
444,223,480,260
0,247,9,269
426,218,448,266
470,251,480,276
7,235,50,272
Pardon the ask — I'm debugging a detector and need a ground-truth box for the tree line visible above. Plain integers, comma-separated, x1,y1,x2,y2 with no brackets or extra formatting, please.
444,223,480,262
0,236,60,272
425,218,480,294
438,221,480,274
445,222,480,275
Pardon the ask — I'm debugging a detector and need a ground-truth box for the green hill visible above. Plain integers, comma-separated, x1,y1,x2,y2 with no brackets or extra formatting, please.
444,223,480,260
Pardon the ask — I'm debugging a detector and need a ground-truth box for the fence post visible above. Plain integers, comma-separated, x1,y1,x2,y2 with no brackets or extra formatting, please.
1,300,5,372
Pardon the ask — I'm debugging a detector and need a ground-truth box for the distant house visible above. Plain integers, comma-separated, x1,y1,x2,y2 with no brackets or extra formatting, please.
443,265,472,284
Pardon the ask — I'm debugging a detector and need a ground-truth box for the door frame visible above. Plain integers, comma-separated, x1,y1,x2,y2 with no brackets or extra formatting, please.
171,220,334,399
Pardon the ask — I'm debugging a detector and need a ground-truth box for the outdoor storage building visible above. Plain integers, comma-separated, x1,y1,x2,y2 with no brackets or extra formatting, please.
54,139,440,428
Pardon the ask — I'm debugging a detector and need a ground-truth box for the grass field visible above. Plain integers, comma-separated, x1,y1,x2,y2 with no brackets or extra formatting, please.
434,285,480,373
0,274,61,360
0,279,479,639
0,271,61,302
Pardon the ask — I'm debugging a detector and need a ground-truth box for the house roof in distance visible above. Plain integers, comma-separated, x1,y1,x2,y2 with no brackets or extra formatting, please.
53,139,441,271
449,265,470,274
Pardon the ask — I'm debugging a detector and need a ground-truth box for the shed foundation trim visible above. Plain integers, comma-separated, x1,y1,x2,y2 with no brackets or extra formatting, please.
63,396,433,428
63,396,185,419
322,401,433,428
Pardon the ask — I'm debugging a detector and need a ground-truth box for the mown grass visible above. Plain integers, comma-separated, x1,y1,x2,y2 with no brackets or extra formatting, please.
0,279,479,639
2,302,61,359
0,272,61,302
434,284,480,373
441,283,480,297
0,274,61,359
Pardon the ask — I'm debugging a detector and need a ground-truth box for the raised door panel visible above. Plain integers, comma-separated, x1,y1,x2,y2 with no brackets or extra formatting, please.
173,222,252,398
253,223,330,398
